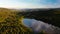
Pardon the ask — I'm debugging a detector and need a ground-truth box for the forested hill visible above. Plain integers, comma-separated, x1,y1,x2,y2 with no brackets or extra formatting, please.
0,8,34,34
18,8,60,27
0,8,60,34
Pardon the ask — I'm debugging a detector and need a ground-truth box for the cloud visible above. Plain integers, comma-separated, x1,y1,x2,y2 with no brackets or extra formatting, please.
30,19,60,34
31,19,51,32
0,0,60,9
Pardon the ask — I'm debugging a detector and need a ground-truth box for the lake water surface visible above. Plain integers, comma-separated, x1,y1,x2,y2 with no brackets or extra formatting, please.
23,18,60,34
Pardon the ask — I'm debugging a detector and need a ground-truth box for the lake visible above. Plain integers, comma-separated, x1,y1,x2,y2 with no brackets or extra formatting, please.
23,18,60,34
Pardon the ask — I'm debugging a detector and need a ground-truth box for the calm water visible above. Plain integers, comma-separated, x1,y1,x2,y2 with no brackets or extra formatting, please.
23,18,60,34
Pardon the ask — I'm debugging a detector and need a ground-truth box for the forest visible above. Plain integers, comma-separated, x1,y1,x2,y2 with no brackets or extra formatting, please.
18,8,60,27
0,8,49,34
0,8,60,34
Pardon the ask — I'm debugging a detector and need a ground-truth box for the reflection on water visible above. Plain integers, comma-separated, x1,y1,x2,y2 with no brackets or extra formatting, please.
23,18,60,34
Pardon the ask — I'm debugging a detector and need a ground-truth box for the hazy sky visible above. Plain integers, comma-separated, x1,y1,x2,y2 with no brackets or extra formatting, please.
0,0,60,9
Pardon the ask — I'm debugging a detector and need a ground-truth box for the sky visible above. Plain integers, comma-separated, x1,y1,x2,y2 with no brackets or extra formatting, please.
0,0,60,9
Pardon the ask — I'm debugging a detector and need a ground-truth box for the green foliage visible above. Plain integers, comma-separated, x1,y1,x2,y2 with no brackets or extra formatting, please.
21,9,60,27
0,8,34,34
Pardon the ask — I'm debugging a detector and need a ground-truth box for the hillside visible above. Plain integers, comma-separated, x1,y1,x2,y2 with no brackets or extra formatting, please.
0,8,60,34
18,8,60,27
0,8,34,34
